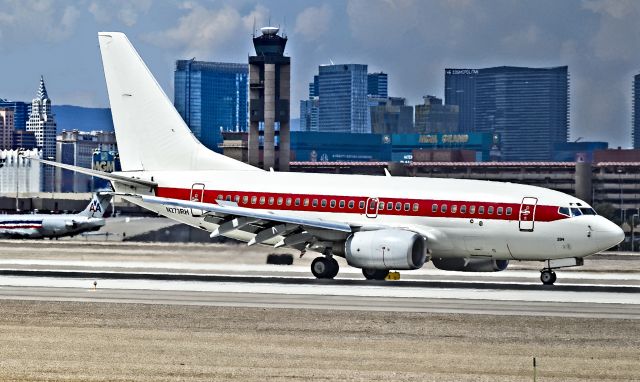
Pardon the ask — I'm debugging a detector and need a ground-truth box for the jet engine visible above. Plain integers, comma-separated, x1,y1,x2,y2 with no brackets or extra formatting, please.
431,257,509,272
344,229,427,270
41,219,68,232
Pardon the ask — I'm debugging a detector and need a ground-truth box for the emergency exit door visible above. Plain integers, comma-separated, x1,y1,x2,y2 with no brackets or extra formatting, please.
190,183,205,217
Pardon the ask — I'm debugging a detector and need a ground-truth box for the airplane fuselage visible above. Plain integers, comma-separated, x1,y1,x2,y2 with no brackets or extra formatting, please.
115,169,623,261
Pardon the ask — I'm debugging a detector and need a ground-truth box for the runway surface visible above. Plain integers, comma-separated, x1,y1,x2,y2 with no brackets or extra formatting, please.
0,240,638,319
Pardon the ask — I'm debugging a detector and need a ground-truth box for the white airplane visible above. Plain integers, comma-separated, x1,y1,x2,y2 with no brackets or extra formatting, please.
38,32,623,285
0,193,111,239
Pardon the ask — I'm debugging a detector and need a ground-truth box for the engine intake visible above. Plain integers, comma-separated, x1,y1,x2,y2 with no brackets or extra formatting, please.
432,257,509,272
345,229,427,270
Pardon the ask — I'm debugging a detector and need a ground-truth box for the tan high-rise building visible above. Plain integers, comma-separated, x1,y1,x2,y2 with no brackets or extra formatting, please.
248,26,290,171
0,107,14,150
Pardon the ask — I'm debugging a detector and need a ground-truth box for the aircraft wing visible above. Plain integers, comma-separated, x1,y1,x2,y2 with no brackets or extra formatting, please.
119,193,358,250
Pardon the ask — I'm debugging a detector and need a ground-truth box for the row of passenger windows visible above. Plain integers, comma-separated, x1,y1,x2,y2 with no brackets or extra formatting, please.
432,203,513,216
213,193,513,217
218,194,364,210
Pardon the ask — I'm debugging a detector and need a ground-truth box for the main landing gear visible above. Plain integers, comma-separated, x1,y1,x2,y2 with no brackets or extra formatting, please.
311,256,339,279
540,269,557,285
362,268,389,280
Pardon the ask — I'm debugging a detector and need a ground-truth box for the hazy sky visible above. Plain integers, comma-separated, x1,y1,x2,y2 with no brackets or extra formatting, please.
1,0,639,147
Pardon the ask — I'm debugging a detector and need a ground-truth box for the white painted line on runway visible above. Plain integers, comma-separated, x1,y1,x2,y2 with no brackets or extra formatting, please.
0,259,638,281
0,276,637,305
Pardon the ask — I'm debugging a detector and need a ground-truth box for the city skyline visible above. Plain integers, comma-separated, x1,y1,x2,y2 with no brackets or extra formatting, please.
0,1,639,147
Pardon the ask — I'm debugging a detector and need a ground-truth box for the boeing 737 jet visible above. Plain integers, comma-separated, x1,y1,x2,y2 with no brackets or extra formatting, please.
37,32,624,284
0,193,112,239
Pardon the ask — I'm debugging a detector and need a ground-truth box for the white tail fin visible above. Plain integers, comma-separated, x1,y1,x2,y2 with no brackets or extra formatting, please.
78,193,112,218
98,32,259,172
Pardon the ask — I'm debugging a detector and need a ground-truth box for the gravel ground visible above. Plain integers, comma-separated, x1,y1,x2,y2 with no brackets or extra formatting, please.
0,300,638,382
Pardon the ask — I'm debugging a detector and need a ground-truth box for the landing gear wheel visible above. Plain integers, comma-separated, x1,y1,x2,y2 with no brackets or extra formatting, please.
540,270,557,285
362,268,389,280
311,257,338,279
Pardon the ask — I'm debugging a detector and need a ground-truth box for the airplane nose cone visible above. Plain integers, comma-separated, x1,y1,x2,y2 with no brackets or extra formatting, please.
594,217,624,250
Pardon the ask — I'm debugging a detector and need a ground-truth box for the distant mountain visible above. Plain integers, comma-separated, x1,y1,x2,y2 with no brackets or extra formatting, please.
53,105,113,133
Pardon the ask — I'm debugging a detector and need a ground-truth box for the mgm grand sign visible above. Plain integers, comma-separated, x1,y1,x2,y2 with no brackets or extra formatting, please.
418,134,470,145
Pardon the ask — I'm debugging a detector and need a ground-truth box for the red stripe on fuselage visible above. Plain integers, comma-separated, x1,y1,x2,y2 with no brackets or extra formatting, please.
156,187,566,223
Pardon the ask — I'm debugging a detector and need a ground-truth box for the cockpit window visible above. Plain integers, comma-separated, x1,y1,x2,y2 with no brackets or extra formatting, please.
558,207,570,217
580,208,597,215
570,207,582,217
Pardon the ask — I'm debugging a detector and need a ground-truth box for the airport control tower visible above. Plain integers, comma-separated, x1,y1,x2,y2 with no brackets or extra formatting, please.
248,26,290,171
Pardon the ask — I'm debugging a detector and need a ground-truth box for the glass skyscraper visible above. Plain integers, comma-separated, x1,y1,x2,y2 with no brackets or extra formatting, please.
444,69,478,132
318,64,368,133
367,72,388,98
174,60,248,152
446,66,568,161
633,74,640,149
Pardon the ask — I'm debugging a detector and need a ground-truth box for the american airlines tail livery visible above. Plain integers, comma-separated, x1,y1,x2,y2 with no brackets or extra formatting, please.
0,193,111,239
39,32,624,285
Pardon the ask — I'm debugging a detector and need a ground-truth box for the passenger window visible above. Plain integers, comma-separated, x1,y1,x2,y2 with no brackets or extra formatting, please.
348,200,355,209
387,202,393,210
321,199,327,207
312,199,318,207
413,203,419,212
295,198,301,206
226,195,231,201
451,205,457,213
242,196,248,204
359,201,365,209
404,203,410,211
251,196,257,204
378,202,385,210
478,206,484,214
441,204,447,213
488,206,494,214
304,198,310,206
234,195,240,203
470,206,475,214
268,197,274,205
497,207,503,215
330,200,336,208
506,207,512,215
460,205,467,214
432,204,438,213
286,198,292,206
259,196,265,205
395,202,402,211
277,197,283,205
339,200,345,208
217,194,223,200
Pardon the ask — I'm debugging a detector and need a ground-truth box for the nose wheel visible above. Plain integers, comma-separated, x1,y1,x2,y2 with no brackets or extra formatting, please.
540,269,557,285
311,256,339,279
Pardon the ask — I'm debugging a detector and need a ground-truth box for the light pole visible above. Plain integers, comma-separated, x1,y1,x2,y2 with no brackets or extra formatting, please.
632,213,639,252
47,156,54,210
617,168,624,223
15,149,24,212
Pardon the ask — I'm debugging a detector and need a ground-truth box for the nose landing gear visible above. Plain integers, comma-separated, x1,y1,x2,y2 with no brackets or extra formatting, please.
540,269,557,285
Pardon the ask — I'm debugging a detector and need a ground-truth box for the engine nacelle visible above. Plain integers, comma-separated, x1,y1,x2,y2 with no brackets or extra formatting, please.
41,219,68,232
345,229,427,270
432,257,509,272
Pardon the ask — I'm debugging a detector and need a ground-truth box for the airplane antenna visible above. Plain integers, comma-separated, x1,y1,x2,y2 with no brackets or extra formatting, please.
329,58,334,65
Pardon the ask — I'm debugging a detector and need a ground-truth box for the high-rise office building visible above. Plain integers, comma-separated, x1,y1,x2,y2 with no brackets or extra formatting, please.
415,96,459,134
369,97,413,134
56,130,117,192
367,72,388,98
300,98,319,132
444,69,478,132
0,99,29,132
445,66,568,161
248,26,291,171
0,108,14,150
633,74,640,149
174,60,248,152
26,76,56,192
318,64,368,133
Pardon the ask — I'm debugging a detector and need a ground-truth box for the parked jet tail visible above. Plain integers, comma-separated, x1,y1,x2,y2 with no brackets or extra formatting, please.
97,32,258,173
78,193,113,218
